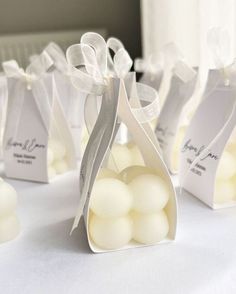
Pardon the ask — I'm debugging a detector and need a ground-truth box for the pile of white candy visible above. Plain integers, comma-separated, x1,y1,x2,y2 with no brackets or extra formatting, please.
215,131,236,204
107,143,145,172
89,165,170,250
47,139,69,179
0,178,20,244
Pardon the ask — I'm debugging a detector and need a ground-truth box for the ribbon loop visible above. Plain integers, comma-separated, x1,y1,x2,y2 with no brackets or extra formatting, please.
113,48,132,78
135,53,163,74
131,82,160,123
44,42,69,74
107,37,132,78
66,43,106,95
81,32,107,76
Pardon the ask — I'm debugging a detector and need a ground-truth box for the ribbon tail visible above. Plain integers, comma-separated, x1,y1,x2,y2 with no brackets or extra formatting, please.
32,78,53,135
84,93,100,135
131,82,160,124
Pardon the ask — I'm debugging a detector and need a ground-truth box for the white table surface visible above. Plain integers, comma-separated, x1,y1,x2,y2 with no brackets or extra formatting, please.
0,169,236,294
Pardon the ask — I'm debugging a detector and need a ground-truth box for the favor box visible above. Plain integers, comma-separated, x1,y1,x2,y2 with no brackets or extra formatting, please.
179,72,236,209
2,54,76,183
44,42,86,159
77,78,177,253
135,43,184,110
68,32,177,253
155,61,197,174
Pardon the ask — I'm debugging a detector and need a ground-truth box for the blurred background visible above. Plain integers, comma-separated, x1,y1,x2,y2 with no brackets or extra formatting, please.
0,0,141,68
0,0,235,69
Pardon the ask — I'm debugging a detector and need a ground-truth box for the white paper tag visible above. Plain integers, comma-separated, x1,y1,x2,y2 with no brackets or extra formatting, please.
179,82,236,209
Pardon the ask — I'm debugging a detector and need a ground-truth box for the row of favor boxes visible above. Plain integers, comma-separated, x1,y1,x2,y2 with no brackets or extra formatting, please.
0,32,235,253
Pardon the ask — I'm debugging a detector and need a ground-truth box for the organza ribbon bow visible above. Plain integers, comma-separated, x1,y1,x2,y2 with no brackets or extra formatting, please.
3,50,53,140
66,32,160,126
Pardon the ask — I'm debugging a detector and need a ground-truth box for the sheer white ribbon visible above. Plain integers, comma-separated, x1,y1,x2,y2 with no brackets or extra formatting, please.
44,42,85,134
107,36,160,123
66,32,160,127
2,51,54,141
134,42,182,74
135,53,163,75
44,42,70,74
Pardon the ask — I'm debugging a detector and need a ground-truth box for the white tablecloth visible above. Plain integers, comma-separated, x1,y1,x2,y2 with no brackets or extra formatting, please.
0,169,236,294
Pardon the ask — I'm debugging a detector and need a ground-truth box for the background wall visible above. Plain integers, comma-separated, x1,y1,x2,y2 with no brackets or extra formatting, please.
0,0,141,60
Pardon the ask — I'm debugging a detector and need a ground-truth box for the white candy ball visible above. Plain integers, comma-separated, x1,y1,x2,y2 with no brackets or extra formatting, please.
214,179,236,204
128,144,145,166
96,168,120,180
232,174,236,185
129,174,170,213
89,214,133,250
108,144,133,172
90,178,132,218
150,119,157,131
0,214,20,244
119,165,156,184
54,160,69,174
48,140,66,160
216,151,236,180
132,211,169,245
48,166,57,179
0,181,17,217
47,148,54,165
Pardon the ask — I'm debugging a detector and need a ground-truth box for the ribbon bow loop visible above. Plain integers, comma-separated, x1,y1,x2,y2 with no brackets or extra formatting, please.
3,50,53,89
107,37,132,78
81,32,108,76
44,42,69,74
135,52,163,74
66,43,107,96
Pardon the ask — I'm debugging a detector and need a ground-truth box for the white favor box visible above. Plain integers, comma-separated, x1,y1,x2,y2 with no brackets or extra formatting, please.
3,58,76,183
155,61,197,173
179,76,236,209
44,43,86,159
79,78,177,253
